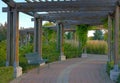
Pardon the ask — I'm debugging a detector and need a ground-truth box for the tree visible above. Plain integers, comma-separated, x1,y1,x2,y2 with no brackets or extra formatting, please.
104,31,108,41
43,22,56,44
64,32,73,40
0,23,7,42
93,30,104,40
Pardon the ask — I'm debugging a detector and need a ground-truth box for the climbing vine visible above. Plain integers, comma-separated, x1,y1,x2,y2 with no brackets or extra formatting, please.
42,22,56,44
76,25,88,54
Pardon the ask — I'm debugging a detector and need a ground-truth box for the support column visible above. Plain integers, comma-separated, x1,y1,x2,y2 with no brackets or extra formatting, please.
13,10,22,78
111,18,115,62
38,19,42,57
108,14,112,62
56,23,60,51
59,23,66,61
110,5,120,81
34,18,38,53
34,18,42,59
25,32,30,45
6,7,13,66
113,5,119,71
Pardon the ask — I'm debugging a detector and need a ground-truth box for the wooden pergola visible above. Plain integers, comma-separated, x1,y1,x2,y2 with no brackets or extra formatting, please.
2,0,120,80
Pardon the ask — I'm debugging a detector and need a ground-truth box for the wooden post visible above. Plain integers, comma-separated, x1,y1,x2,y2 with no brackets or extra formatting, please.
13,10,19,67
108,14,112,62
114,5,119,71
6,7,14,66
111,18,115,62
25,33,28,45
38,19,42,57
34,18,38,52
110,6,120,81
56,23,60,51
59,23,66,60
34,18,42,58
26,32,30,45
12,9,22,77
60,23,64,56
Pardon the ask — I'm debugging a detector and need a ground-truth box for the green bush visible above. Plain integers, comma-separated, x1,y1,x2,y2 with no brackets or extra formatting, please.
19,41,80,72
86,40,108,54
0,41,6,66
0,67,13,83
116,65,120,83
106,61,114,75
0,40,82,83
117,74,120,83
42,42,59,62
19,43,38,72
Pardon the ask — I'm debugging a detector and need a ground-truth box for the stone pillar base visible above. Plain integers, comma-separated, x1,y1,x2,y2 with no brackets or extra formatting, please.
6,61,9,66
39,62,45,66
110,69,120,81
59,55,66,61
14,66,22,78
81,53,87,58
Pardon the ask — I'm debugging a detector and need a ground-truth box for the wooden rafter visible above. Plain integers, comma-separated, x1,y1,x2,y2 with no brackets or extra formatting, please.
2,0,119,25
16,1,116,12
33,11,109,21
3,0,117,12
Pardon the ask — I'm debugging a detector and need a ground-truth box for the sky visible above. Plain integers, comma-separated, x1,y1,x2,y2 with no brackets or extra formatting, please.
0,0,34,28
0,0,95,36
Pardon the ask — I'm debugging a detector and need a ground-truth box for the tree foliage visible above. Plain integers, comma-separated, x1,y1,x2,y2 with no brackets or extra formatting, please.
93,30,104,40
42,22,56,44
0,41,6,66
64,32,73,40
0,23,7,42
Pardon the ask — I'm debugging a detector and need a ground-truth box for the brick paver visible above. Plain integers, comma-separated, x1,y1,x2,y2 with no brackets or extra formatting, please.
11,55,115,83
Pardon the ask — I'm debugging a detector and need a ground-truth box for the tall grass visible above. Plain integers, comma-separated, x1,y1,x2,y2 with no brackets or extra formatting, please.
64,39,82,57
86,40,108,55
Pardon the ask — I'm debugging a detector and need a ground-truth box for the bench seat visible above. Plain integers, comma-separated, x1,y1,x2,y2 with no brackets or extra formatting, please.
25,52,48,65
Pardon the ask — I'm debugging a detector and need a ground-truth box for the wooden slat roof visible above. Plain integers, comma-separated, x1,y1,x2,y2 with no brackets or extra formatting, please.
35,11,109,21
2,0,119,25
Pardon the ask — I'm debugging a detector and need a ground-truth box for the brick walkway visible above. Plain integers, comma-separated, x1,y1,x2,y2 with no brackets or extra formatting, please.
11,55,115,83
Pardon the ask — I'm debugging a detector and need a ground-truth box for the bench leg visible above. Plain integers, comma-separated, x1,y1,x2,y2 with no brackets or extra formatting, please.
37,65,40,74
48,63,50,69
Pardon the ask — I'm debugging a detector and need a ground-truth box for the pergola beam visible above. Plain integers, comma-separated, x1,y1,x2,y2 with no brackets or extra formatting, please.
37,11,111,17
2,0,35,17
3,7,111,18
64,21,103,25
2,0,15,7
2,7,115,12
6,1,116,12
30,11,109,22
34,10,106,25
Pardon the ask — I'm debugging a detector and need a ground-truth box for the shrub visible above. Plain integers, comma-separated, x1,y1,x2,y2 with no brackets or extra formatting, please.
86,40,108,54
0,67,13,83
117,74,120,83
64,42,81,58
106,61,114,75
0,40,82,80
19,43,38,72
42,42,59,62
0,41,6,66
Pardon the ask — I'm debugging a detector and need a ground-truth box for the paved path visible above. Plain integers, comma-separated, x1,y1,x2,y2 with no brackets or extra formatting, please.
11,55,115,83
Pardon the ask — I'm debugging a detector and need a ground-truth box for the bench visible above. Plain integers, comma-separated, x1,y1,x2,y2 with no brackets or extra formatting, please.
25,52,49,73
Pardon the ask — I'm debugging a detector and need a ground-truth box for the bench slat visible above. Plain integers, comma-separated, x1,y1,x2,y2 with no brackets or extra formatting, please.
25,52,48,65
